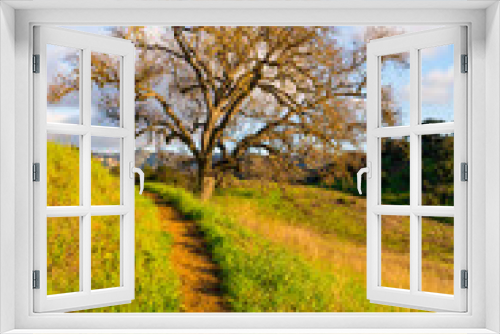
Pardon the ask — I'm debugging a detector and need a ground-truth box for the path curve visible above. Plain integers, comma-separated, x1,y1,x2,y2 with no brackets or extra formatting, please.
146,192,229,312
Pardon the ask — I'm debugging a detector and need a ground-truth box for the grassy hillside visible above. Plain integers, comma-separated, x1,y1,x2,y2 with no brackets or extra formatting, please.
46,140,453,312
211,181,454,300
145,182,424,312
47,141,181,312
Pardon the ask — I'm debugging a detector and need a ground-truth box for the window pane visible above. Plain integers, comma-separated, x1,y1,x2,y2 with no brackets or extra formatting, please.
381,215,410,290
91,215,121,290
421,217,454,295
422,133,454,206
47,44,80,124
91,137,121,205
47,217,80,295
420,45,454,124
381,136,410,205
91,52,121,127
47,134,80,206
381,52,410,127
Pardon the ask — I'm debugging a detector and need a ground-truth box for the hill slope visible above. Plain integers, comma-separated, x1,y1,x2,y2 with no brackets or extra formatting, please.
212,181,454,306
46,141,181,312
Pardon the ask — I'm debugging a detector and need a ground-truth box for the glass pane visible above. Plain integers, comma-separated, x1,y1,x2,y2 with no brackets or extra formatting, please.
381,215,410,290
422,133,454,206
91,137,121,205
381,52,410,127
47,44,80,124
381,136,410,205
47,134,80,206
421,217,454,294
47,217,80,295
421,45,454,124
91,52,121,127
91,215,121,290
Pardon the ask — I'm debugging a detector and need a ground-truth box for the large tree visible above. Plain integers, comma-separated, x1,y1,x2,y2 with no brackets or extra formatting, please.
48,26,405,199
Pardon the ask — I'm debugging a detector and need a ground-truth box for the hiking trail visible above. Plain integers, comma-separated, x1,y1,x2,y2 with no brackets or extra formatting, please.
146,192,229,312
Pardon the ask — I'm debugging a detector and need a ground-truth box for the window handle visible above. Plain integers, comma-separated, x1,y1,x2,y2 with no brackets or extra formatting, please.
357,162,371,195
129,162,144,195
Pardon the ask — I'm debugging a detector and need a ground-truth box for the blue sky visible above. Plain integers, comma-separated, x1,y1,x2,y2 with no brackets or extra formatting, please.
380,43,454,126
48,25,454,152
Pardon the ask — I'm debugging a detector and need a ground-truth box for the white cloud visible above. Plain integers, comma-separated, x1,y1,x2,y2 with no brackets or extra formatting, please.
420,46,442,58
399,66,453,105
47,113,72,123
421,66,454,105
421,43,453,61
46,107,79,124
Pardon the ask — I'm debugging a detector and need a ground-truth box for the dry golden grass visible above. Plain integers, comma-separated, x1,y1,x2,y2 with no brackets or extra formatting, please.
213,190,454,306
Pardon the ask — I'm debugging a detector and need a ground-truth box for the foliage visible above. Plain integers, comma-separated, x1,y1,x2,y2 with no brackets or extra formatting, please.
380,137,410,204
48,26,407,198
46,141,181,312
146,165,197,192
421,131,454,206
379,132,453,206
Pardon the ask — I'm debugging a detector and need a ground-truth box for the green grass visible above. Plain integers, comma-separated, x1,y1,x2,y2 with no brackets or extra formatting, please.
211,180,454,297
47,140,450,311
145,182,418,312
47,141,181,312
214,181,452,262
215,182,368,244
78,189,182,312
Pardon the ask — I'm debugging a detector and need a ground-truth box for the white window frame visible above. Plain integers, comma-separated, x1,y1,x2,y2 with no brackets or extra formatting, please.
1,2,498,333
366,26,467,312
33,26,136,313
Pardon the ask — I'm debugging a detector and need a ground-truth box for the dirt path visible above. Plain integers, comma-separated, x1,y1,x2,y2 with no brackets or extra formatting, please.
146,193,229,312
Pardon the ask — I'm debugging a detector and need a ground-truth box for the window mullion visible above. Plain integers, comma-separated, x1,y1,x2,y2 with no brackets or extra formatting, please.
82,213,91,293
409,47,420,294
78,48,85,291
82,48,92,294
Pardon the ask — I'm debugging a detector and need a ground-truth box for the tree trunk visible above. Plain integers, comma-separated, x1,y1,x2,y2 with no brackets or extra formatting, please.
197,158,216,201
200,176,216,201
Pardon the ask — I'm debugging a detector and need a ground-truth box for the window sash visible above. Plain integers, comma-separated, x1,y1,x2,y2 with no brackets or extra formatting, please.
32,25,136,313
366,26,468,312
